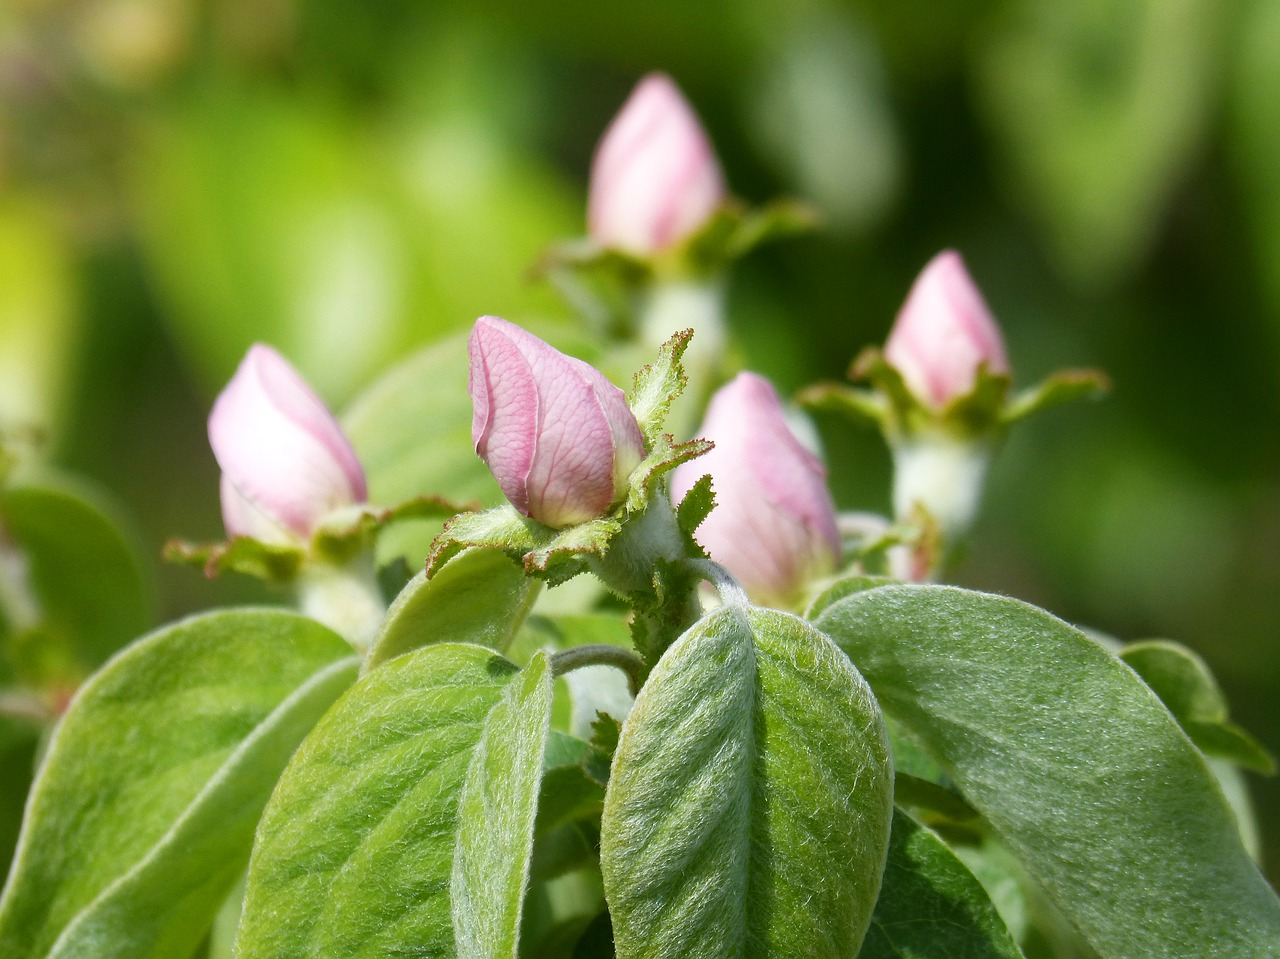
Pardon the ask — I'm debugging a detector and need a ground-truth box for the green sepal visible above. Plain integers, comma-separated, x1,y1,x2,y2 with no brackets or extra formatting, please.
852,347,1013,439
623,328,713,511
629,328,690,443
673,474,715,558
309,495,471,564
795,381,887,427
164,536,304,583
1002,368,1110,424
536,198,817,289
698,197,820,265
812,348,1107,442
1121,639,1275,774
167,495,467,584
426,506,621,588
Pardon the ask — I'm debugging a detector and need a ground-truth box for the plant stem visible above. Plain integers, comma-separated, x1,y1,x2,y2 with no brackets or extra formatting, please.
296,553,386,654
551,644,648,698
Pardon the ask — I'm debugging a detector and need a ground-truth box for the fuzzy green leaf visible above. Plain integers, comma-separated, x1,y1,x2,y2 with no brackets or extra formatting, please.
601,605,893,959
1120,639,1274,773
0,610,356,959
233,644,547,959
814,584,1280,959
452,652,553,959
366,548,536,670
860,809,1024,959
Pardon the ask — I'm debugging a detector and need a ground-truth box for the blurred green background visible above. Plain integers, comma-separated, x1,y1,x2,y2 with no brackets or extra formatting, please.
2,0,1278,884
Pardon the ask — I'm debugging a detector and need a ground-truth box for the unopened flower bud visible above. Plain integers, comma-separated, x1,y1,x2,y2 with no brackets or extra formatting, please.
209,344,367,544
672,372,840,606
883,250,1009,409
469,315,646,528
588,72,726,257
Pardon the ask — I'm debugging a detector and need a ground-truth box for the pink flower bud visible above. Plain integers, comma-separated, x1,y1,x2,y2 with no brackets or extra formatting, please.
883,250,1009,409
209,344,367,543
672,373,840,605
588,72,727,257
469,316,646,528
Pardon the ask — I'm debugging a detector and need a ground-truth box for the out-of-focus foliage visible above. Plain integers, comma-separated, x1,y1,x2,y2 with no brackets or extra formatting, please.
1,0,1278,887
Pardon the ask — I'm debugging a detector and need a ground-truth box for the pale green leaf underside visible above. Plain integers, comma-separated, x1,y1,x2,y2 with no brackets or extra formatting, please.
0,610,355,959
234,643,538,959
452,652,552,959
365,548,536,670
814,584,1280,959
860,809,1023,959
601,605,893,959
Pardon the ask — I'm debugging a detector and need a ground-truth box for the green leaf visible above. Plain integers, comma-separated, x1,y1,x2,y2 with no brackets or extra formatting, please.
814,584,1280,959
233,644,547,958
860,809,1024,959
2,479,150,683
452,652,553,959
1119,640,1274,774
600,605,893,959
365,548,537,670
0,610,356,959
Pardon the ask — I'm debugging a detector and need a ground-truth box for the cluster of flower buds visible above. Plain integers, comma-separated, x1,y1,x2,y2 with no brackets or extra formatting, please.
193,72,1101,632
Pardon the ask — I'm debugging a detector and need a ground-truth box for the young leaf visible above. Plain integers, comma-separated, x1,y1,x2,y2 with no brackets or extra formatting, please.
0,610,356,959
861,809,1024,959
452,652,553,959
600,605,892,959
234,644,551,959
813,584,1280,959
365,548,537,670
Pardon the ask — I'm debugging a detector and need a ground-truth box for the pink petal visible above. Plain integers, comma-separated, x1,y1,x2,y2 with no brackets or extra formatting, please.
588,73,726,256
209,344,366,539
468,317,645,528
672,373,839,604
884,250,1009,408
